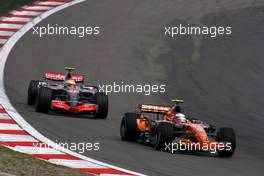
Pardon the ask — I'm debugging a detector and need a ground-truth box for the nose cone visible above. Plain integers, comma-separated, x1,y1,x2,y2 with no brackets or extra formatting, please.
67,90,79,107
70,101,78,107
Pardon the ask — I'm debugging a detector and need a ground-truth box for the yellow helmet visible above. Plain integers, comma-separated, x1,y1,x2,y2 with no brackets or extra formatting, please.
65,79,76,85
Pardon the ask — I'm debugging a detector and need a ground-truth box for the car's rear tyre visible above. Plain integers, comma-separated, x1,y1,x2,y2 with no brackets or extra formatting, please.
154,122,174,151
27,80,41,105
35,87,52,113
94,92,108,119
216,127,236,157
120,113,140,141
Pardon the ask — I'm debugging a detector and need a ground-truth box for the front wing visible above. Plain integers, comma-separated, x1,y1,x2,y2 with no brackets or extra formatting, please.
51,100,97,113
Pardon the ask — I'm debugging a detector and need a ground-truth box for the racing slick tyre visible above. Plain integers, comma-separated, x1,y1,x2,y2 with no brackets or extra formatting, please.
216,127,236,157
120,113,140,141
154,123,174,151
35,87,52,113
27,80,41,105
94,92,108,119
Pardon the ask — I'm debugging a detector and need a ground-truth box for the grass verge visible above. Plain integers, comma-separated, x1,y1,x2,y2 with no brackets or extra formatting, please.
0,145,91,176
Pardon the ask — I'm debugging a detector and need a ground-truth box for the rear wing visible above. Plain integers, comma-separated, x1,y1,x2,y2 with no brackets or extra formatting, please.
139,104,171,114
44,72,84,83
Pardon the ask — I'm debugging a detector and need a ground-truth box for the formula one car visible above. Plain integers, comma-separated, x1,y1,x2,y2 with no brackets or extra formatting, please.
27,67,108,119
120,99,236,157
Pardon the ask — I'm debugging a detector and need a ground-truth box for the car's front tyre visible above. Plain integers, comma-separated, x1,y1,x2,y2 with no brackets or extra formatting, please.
153,122,174,151
216,127,236,157
94,92,108,119
35,87,52,113
27,80,41,105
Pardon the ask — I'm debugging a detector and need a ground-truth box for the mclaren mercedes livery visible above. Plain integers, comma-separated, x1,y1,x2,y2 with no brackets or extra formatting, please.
27,67,108,119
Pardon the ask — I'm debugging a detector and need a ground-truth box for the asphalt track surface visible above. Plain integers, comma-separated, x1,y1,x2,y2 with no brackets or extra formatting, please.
4,0,264,175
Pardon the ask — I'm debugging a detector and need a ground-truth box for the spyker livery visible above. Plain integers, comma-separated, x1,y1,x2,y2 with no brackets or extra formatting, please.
120,99,236,157
27,67,108,119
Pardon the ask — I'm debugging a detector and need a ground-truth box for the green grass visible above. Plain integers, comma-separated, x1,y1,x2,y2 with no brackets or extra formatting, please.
0,0,37,16
0,145,92,176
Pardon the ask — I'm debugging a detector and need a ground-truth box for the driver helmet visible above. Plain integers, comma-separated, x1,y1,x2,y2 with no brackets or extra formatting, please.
64,79,76,90
175,113,186,122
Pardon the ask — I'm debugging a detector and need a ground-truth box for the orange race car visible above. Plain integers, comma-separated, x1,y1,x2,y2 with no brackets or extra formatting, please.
120,99,236,157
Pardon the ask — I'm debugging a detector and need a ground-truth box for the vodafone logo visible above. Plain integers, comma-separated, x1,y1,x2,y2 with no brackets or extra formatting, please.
72,75,84,82
45,73,84,82
45,73,65,80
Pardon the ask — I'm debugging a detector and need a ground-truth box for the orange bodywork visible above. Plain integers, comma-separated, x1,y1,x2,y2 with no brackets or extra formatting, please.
128,103,235,154
137,104,217,150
